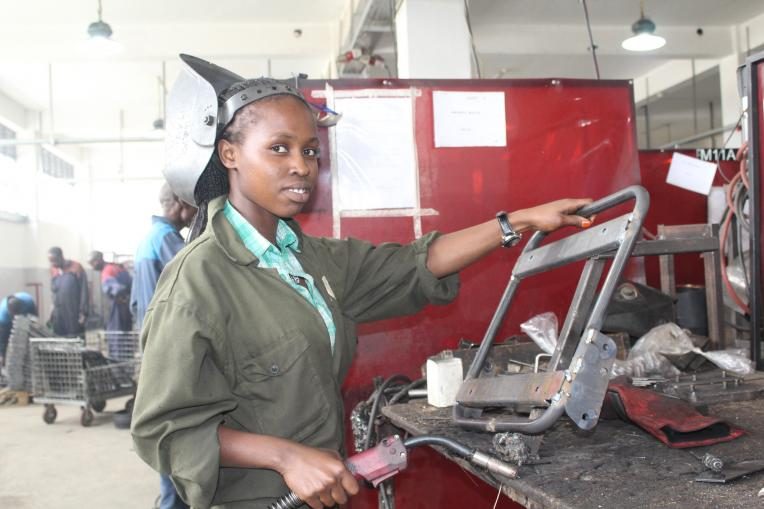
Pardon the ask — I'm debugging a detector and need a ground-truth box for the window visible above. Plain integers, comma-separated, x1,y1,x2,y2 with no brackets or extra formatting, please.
0,121,17,161
40,147,75,179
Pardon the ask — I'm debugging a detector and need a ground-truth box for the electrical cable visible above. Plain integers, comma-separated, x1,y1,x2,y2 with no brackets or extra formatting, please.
715,114,745,183
581,0,600,79
463,0,482,78
720,169,751,315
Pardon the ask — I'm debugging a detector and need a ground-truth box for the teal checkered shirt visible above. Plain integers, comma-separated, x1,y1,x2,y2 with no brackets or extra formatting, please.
223,200,336,352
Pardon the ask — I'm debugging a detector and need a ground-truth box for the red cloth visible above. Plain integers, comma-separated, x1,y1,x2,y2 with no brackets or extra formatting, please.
100,262,126,284
603,377,745,448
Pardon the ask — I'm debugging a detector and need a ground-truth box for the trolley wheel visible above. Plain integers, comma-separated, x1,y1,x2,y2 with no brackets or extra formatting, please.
124,397,135,413
91,399,106,412
81,407,94,427
43,404,57,424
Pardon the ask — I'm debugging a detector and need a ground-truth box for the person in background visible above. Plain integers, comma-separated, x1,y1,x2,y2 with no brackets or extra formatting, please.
130,181,196,509
88,251,133,332
130,182,197,330
0,292,37,366
47,247,89,337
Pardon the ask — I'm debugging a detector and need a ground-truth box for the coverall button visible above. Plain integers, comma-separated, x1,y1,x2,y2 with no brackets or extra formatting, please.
270,364,280,375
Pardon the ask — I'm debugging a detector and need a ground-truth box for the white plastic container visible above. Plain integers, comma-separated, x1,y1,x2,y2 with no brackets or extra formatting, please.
426,354,463,408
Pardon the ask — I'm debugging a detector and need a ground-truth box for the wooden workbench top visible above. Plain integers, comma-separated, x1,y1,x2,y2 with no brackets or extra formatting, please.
381,399,764,509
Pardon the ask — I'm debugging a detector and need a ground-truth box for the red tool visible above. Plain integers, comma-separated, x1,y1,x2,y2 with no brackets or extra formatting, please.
268,435,517,509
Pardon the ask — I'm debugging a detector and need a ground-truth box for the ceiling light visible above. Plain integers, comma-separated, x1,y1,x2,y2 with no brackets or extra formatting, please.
86,0,122,54
621,2,665,52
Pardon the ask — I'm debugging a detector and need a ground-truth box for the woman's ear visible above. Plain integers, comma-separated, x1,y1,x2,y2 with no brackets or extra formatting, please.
217,139,237,171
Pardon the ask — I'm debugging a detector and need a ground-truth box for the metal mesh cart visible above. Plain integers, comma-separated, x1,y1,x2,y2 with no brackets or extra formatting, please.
30,338,138,426
3,315,52,392
91,330,141,362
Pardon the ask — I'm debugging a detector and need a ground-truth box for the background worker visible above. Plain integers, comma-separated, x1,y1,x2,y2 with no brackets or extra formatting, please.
130,182,197,330
130,181,196,509
47,246,89,337
88,250,133,332
0,292,37,366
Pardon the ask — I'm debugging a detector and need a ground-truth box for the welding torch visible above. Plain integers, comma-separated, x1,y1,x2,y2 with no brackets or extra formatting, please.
268,434,518,509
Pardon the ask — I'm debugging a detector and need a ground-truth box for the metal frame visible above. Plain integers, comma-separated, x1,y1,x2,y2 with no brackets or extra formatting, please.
454,186,649,434
652,223,725,348
745,51,764,369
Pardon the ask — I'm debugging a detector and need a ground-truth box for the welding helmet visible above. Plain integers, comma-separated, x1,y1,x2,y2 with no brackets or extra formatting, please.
163,54,310,206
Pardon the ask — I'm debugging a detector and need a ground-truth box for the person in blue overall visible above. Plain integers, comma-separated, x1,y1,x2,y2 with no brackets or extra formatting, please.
130,182,196,509
0,292,37,365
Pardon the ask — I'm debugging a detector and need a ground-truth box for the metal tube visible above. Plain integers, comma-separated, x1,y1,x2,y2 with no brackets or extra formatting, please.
463,275,520,380
0,136,163,146
454,396,566,434
658,123,739,149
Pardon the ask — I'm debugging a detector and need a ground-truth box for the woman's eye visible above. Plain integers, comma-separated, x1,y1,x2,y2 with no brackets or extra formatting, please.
304,148,320,158
271,145,288,154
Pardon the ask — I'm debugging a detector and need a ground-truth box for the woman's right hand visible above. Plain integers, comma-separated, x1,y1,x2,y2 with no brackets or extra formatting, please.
279,443,360,509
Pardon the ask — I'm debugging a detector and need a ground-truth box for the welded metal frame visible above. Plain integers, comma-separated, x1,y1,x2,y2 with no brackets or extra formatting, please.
454,186,649,434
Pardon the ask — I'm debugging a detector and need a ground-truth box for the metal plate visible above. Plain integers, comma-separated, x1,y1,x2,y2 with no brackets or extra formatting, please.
564,330,617,430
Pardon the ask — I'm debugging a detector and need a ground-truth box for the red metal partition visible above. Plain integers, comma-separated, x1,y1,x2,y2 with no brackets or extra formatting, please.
296,78,640,508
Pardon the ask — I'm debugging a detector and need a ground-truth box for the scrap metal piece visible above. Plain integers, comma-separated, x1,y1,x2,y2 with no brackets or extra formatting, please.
695,460,764,483
492,432,533,465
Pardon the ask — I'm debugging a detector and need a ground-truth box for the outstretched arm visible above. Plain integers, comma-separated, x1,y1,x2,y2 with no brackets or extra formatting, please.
426,198,593,279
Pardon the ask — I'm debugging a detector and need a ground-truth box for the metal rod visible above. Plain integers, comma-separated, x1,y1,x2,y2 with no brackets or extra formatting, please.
644,78,651,149
658,123,739,149
692,58,698,133
161,60,167,123
48,63,55,138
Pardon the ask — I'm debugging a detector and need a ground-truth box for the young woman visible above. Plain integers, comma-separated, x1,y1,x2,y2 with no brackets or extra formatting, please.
131,55,593,509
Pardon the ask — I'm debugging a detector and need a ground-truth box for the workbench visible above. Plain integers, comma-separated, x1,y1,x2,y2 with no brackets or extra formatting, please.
381,398,764,509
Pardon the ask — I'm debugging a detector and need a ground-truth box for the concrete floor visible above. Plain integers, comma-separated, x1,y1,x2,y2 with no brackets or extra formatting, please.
0,396,158,509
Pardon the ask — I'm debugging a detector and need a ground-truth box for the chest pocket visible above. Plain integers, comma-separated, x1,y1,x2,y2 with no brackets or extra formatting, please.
233,333,330,442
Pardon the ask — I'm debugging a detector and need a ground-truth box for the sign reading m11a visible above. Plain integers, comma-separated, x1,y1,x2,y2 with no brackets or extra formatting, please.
696,148,739,161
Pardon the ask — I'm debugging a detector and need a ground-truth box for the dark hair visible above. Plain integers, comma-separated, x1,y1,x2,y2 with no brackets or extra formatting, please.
188,78,311,242
7,296,22,316
48,246,63,258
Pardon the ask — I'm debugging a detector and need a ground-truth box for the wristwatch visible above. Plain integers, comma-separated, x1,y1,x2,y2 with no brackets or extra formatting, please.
496,211,522,248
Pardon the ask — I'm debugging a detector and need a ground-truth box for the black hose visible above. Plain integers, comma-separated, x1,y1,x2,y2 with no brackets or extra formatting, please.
403,435,474,458
363,374,411,451
387,378,425,406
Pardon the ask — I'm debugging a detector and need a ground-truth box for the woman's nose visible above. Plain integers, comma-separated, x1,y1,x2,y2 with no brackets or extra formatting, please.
289,156,311,176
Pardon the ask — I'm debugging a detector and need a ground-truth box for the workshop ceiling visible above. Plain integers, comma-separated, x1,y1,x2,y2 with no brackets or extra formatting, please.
0,0,763,147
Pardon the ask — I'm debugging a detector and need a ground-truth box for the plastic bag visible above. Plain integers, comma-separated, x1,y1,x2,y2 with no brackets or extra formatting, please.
520,312,558,355
612,352,681,378
610,323,754,378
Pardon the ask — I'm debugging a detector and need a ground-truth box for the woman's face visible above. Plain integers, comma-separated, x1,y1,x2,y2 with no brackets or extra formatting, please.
220,95,319,230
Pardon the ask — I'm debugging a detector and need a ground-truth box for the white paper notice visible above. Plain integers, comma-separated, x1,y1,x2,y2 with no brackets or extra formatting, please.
335,95,417,210
433,91,506,147
666,152,717,195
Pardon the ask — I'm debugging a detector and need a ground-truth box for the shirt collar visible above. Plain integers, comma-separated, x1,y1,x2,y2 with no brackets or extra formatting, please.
223,200,301,259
